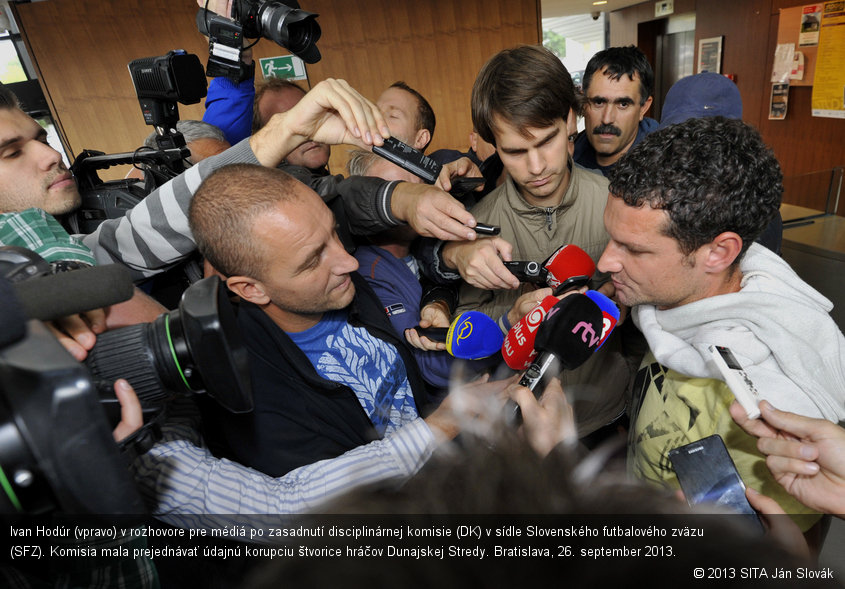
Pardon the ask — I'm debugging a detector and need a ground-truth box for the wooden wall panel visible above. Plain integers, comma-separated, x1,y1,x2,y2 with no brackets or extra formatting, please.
15,0,540,179
281,0,542,173
692,0,772,130
14,0,210,173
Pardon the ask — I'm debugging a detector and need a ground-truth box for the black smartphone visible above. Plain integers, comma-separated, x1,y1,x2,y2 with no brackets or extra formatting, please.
412,326,448,341
502,260,547,285
449,176,485,196
552,274,591,295
372,136,441,183
668,434,763,532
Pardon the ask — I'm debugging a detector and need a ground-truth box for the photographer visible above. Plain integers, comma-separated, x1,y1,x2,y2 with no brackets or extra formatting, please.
0,83,169,341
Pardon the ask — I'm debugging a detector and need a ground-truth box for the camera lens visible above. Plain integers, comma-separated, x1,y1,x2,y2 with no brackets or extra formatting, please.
85,316,189,411
258,2,321,63
284,18,316,52
84,277,252,414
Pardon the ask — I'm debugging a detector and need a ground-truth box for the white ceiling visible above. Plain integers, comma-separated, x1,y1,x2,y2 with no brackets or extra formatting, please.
542,0,647,18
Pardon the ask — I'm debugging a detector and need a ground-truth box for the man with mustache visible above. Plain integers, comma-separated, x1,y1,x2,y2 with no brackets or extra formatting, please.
573,46,658,178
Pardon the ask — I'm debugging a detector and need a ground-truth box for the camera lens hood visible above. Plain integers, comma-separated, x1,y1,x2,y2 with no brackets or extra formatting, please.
179,277,253,413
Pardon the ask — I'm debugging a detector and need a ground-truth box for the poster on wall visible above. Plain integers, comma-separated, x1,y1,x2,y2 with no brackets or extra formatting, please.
790,51,805,80
771,43,795,82
769,83,789,120
799,4,824,46
697,36,723,74
811,1,845,118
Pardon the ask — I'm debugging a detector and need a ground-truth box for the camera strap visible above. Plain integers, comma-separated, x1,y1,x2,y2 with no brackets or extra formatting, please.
118,407,167,463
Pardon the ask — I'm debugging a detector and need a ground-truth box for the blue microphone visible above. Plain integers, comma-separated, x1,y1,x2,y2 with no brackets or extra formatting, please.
445,311,504,360
584,290,620,350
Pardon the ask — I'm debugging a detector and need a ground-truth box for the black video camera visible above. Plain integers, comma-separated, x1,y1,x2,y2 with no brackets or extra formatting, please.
0,248,251,515
197,0,321,83
65,50,208,236
0,319,146,515
0,251,141,515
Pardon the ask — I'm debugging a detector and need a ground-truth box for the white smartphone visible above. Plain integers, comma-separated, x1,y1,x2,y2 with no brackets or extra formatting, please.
708,344,762,420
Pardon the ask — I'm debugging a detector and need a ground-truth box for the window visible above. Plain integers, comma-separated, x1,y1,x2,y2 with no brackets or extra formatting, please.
0,36,26,83
0,10,71,165
541,12,606,132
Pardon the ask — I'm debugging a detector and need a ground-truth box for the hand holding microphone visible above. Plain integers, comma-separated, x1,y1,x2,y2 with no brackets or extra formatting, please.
504,290,619,427
516,293,604,391
500,285,616,371
411,310,504,360
504,244,596,291
501,293,560,371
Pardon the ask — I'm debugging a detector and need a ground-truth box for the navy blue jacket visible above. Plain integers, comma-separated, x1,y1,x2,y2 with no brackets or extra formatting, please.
200,273,430,477
573,117,659,178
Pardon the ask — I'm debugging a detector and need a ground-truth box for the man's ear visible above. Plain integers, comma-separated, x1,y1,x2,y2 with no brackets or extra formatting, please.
703,232,743,273
414,128,431,151
226,275,270,305
639,95,654,119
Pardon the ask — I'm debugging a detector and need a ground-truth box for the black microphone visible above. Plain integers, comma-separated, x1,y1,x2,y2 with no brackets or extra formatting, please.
13,264,135,322
505,293,605,427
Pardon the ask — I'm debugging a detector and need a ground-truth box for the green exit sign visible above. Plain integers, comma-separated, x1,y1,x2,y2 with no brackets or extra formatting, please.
259,55,307,80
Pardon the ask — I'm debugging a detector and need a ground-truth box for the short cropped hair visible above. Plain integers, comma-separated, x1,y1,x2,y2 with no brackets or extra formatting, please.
189,164,302,278
609,117,782,260
346,149,380,177
388,81,436,147
143,120,226,148
471,45,576,146
583,46,654,105
252,77,307,133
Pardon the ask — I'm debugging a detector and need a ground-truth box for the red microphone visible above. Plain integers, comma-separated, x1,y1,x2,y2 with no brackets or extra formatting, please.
501,295,559,370
501,245,597,370
505,293,609,427
503,245,595,288
543,244,596,290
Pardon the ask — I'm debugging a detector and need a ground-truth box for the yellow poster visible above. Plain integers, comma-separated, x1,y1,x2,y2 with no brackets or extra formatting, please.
812,1,845,118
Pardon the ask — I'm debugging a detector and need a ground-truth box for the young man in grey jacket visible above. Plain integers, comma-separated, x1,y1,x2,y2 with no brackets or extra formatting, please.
429,45,630,439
